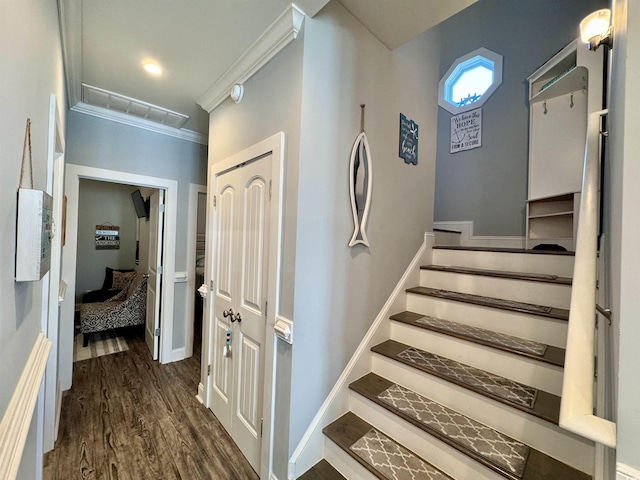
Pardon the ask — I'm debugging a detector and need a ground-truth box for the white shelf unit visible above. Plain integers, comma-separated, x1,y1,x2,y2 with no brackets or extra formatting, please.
526,39,603,250
526,193,580,250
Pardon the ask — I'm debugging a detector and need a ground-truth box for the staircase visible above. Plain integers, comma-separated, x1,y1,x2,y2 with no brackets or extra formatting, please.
299,245,596,480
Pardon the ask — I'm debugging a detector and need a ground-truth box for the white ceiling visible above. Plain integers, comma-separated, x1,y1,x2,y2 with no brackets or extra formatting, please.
62,0,476,140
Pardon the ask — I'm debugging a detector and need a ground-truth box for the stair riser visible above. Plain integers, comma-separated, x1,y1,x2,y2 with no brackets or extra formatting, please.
323,438,378,480
419,270,571,309
432,249,574,277
390,322,563,395
371,354,595,475
406,293,568,348
349,394,503,480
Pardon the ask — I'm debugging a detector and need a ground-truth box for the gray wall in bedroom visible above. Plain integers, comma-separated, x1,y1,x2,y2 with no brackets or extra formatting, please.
433,0,607,236
75,179,139,299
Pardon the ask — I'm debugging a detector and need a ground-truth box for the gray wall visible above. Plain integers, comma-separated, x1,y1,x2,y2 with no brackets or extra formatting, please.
433,0,606,236
207,28,304,480
289,0,439,456
65,112,208,349
609,0,640,471
0,0,65,477
75,180,139,298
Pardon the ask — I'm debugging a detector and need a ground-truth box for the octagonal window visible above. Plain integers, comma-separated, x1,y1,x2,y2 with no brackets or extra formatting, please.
439,47,503,114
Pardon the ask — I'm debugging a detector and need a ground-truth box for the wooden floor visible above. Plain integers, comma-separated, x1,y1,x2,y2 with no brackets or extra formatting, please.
44,326,258,480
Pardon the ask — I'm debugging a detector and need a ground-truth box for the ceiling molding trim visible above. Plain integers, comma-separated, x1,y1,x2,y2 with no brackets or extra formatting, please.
292,0,330,17
57,0,83,108
197,4,305,113
71,102,208,145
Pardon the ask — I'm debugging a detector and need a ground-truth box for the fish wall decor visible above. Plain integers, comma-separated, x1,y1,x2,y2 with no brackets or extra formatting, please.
349,104,373,248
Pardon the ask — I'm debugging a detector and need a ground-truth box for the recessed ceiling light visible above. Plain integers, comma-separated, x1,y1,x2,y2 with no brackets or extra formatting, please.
143,62,163,75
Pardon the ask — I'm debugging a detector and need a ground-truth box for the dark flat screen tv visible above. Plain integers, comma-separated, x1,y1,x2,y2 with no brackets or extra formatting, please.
131,189,149,218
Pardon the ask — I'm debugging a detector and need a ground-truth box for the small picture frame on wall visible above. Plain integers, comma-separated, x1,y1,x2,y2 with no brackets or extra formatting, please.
399,113,418,165
95,224,120,250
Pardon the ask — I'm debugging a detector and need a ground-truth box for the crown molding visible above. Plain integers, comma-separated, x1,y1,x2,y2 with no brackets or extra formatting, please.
58,0,83,108
71,102,208,145
197,4,305,113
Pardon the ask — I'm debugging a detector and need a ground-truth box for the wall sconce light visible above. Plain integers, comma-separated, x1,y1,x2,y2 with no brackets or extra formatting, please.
580,8,613,51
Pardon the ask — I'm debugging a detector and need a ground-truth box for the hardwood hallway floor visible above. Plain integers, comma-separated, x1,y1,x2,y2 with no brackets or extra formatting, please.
44,327,258,480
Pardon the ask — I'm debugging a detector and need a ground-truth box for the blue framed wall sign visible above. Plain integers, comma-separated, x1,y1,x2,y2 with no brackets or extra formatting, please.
399,113,418,165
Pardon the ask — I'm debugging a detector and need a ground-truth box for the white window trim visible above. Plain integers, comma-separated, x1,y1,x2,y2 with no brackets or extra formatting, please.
439,47,503,114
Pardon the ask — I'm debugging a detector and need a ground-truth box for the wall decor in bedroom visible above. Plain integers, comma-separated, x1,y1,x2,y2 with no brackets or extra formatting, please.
399,113,418,165
450,108,482,153
95,224,120,250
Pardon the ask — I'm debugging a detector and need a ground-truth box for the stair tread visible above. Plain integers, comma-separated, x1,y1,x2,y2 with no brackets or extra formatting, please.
372,339,560,424
323,412,454,480
390,311,565,367
298,459,346,480
350,373,591,480
433,245,575,256
406,286,570,321
421,264,572,285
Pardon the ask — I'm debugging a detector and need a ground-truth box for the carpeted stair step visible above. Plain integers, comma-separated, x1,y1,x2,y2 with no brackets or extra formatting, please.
298,459,346,480
323,412,454,480
406,286,569,321
350,373,591,480
421,264,572,285
371,339,560,424
390,311,565,367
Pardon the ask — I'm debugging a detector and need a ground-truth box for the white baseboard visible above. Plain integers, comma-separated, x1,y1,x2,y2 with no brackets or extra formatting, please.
434,221,525,249
196,382,205,405
0,333,51,480
287,233,434,479
618,464,640,480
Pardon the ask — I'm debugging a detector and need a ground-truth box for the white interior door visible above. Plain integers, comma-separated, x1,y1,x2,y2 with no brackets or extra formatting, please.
209,154,272,472
146,190,164,360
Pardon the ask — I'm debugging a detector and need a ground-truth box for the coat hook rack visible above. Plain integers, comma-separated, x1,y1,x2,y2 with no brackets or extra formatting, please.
543,101,548,115
570,93,574,108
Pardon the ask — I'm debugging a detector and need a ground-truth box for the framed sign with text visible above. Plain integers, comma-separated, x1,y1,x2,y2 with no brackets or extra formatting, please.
399,113,418,165
450,108,482,153
95,224,120,250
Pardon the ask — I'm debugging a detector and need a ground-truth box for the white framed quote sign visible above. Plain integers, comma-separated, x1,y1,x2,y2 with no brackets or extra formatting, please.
95,224,120,250
450,108,482,153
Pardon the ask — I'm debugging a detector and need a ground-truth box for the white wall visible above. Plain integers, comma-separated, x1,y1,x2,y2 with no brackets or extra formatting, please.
65,112,207,350
609,0,640,471
75,180,139,298
288,1,439,458
0,0,66,478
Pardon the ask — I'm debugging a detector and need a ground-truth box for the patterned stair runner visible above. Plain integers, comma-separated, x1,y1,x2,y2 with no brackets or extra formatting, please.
371,340,561,424
350,373,529,478
349,373,592,480
323,412,453,480
406,286,569,320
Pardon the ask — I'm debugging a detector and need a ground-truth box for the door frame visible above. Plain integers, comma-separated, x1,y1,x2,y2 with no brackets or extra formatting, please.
59,164,178,391
185,183,207,359
201,132,285,479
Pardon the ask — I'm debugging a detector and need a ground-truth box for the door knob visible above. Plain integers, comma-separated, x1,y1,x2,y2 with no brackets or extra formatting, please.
223,308,234,318
231,312,242,323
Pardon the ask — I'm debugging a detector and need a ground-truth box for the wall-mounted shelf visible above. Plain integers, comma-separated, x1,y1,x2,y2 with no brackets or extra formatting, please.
526,193,580,250
530,66,588,104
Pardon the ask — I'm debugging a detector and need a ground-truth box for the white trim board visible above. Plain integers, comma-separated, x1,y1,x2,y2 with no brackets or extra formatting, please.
288,233,434,479
619,464,640,480
0,333,51,480
434,221,525,248
198,5,304,113
60,164,179,391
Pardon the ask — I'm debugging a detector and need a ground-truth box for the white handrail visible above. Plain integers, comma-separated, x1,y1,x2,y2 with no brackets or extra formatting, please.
559,109,616,448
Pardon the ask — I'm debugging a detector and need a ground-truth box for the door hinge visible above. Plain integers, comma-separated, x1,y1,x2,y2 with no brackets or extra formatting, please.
207,365,211,376
269,180,272,201
213,195,217,208
210,279,214,290
594,356,598,378
265,301,268,318
158,265,163,275
160,203,165,213
260,418,263,437
155,328,161,336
